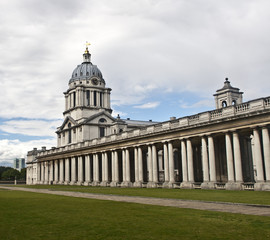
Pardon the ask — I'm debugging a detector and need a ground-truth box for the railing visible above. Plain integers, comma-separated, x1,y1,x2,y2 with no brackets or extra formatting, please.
243,183,254,191
215,183,226,189
235,103,249,113
34,96,270,158
210,109,223,119
265,97,270,106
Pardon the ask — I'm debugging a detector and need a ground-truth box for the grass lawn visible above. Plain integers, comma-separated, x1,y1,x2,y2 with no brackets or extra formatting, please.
0,189,269,240
15,184,270,205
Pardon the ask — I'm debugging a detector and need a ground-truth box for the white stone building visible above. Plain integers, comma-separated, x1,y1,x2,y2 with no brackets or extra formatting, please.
27,47,270,191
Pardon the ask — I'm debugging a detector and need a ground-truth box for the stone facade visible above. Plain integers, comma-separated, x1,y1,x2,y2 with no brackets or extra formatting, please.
26,48,270,191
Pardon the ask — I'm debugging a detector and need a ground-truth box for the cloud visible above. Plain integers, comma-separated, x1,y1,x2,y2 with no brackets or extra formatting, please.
0,138,56,163
134,102,160,109
0,119,62,137
179,99,214,109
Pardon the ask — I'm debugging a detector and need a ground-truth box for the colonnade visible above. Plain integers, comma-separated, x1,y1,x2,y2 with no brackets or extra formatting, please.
34,126,270,190
65,87,110,110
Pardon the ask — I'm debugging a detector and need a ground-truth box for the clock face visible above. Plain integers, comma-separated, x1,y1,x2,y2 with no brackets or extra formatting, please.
91,78,98,85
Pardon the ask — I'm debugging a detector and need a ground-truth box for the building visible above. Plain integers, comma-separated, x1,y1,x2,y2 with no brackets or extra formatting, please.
26,47,270,191
13,158,25,171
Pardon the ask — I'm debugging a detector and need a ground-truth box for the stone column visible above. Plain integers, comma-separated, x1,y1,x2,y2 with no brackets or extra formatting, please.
122,149,126,184
49,161,54,184
54,160,59,184
168,141,175,186
115,151,119,183
125,149,131,186
71,157,76,185
147,145,153,185
253,128,264,182
262,127,270,181
201,136,209,182
59,159,64,184
138,146,143,183
44,162,49,184
208,136,216,183
84,155,90,185
152,144,158,184
94,154,100,184
111,151,115,182
163,142,169,183
65,158,70,184
104,152,109,183
232,132,243,184
101,153,105,183
37,162,41,184
187,139,194,183
181,140,188,183
77,156,83,185
40,162,44,184
225,133,234,182
134,147,139,183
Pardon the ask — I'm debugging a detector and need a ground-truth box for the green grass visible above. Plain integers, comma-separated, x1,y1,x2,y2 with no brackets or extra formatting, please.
13,184,270,205
0,189,269,240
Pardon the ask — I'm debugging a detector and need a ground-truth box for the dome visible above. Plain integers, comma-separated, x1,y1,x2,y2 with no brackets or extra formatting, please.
69,47,104,84
69,62,104,84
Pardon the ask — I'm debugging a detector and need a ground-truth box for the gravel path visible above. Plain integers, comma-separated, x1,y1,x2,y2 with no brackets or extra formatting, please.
1,186,270,216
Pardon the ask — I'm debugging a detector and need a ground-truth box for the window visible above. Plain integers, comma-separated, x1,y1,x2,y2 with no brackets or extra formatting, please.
99,118,107,123
86,90,90,106
73,92,76,107
100,92,103,107
68,123,72,144
99,127,105,137
222,101,227,108
94,91,97,106
232,100,236,106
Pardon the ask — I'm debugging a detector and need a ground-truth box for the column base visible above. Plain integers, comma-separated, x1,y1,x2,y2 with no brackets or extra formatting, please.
254,182,270,191
162,182,176,188
64,181,70,185
146,182,158,188
201,182,216,190
133,182,143,188
121,182,133,187
83,181,91,186
180,182,194,189
53,181,58,185
225,182,243,190
76,181,83,186
43,181,49,185
100,181,110,187
69,181,76,185
92,181,100,186
110,182,117,187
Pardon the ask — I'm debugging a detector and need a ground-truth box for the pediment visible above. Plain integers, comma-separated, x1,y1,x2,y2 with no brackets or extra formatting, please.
57,116,77,132
83,111,117,125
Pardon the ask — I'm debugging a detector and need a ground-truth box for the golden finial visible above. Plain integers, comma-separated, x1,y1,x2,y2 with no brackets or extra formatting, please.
85,41,91,53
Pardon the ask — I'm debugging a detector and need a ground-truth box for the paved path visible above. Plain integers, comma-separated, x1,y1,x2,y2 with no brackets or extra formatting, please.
1,186,270,216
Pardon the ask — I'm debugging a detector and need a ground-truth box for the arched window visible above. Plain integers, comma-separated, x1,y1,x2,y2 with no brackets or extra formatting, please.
222,101,227,108
99,118,107,123
68,123,72,144
99,127,105,137
232,100,236,106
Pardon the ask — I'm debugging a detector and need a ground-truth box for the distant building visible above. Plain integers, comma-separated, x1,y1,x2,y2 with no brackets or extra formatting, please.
14,158,25,171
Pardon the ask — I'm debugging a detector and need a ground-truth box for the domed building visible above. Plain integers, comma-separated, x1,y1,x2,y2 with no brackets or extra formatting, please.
56,46,157,147
26,46,270,191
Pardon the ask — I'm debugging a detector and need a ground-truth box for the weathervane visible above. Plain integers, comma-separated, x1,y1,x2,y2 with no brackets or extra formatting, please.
85,41,91,53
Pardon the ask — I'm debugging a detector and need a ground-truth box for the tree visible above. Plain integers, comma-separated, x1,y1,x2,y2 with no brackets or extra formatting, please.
0,166,12,180
20,168,26,180
1,168,20,181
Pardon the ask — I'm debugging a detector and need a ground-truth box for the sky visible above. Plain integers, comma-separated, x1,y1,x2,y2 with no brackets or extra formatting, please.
1,0,270,166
